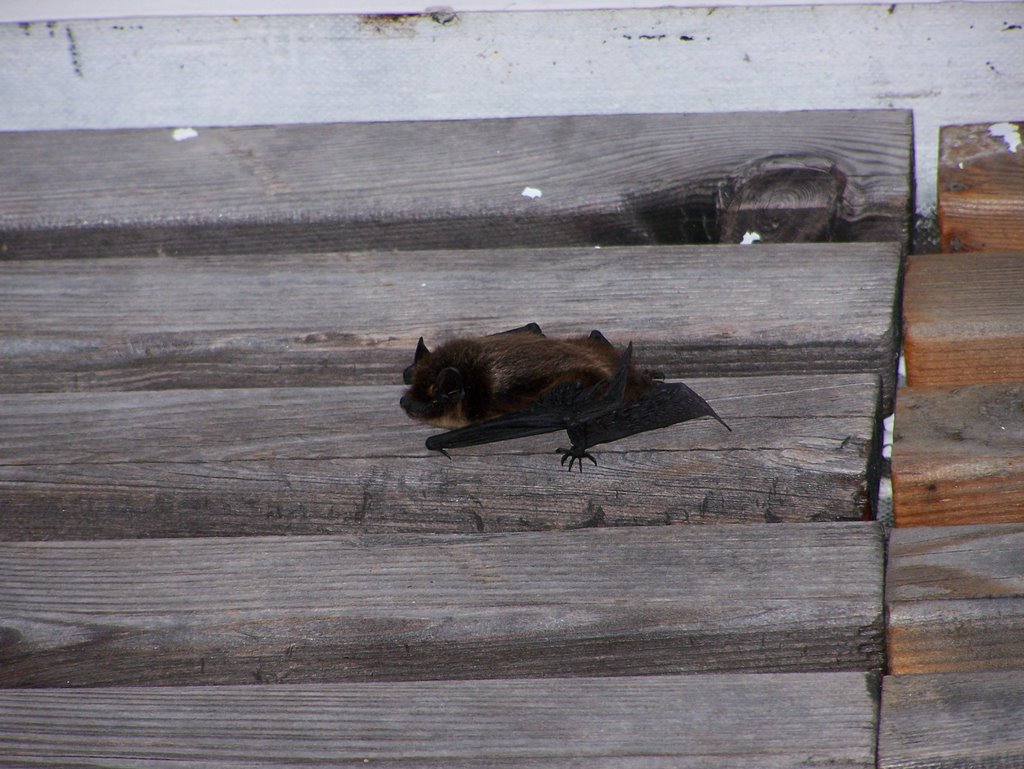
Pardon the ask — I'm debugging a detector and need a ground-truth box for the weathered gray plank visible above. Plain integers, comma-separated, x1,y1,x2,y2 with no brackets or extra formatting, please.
886,524,1024,674
0,672,877,768
0,111,912,259
0,523,885,686
879,670,1024,769
0,374,880,539
0,243,903,405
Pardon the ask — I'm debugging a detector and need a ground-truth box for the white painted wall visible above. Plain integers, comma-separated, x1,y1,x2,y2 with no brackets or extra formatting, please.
2,3,1022,215
0,0,1011,21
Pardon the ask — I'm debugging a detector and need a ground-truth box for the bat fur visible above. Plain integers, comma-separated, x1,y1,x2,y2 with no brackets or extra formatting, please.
399,323,730,470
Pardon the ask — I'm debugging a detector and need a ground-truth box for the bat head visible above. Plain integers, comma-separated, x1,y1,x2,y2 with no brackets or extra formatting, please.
400,337,489,428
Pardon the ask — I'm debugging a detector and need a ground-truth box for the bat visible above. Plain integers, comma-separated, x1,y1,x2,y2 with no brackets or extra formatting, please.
399,323,730,470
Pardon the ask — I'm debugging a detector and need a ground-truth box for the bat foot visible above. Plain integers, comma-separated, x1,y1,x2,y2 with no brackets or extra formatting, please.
557,447,598,472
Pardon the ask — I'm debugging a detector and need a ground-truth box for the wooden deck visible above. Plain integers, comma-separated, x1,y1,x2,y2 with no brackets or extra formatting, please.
882,119,1024,768
0,110,1021,767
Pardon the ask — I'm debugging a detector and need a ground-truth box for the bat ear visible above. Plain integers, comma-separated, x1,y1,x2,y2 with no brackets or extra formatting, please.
414,337,430,363
404,337,430,384
436,367,464,403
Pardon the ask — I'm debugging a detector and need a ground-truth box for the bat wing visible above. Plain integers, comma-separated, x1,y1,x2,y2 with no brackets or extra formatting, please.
567,380,730,450
555,381,729,470
424,390,574,452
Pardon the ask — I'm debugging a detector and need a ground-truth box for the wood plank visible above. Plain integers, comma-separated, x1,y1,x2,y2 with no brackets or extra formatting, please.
903,251,1024,387
0,672,877,768
886,524,1024,674
0,523,885,686
891,383,1024,526
0,243,904,406
939,121,1024,252
0,111,912,259
0,374,881,540
878,670,1024,768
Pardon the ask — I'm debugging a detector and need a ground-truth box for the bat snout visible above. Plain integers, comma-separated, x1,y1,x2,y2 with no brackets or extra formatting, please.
400,393,436,420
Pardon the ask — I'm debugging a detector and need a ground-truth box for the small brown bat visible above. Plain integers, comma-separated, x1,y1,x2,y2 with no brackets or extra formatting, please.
400,323,730,470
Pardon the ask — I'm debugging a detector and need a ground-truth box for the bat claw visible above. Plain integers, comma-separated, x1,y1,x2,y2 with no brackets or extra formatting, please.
556,447,598,472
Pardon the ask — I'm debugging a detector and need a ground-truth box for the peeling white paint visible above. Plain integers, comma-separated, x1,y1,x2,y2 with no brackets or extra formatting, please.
521,186,543,199
989,121,1022,153
740,231,762,245
172,127,198,141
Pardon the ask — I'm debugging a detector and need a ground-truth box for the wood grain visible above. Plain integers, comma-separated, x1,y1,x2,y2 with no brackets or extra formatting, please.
717,155,846,243
891,383,1024,526
886,524,1024,674
879,670,1024,768
0,243,903,406
903,252,1024,387
0,672,877,768
0,111,912,259
0,523,885,686
939,121,1024,252
0,374,881,540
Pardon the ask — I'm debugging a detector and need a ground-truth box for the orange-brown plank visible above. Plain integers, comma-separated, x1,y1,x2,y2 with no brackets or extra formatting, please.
939,121,1024,252
892,383,1024,526
886,524,1024,674
903,252,1024,387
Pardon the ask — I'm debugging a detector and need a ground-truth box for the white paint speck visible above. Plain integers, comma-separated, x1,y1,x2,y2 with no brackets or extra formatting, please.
957,162,965,170
521,187,543,199
740,231,762,245
989,122,1022,153
882,413,895,460
172,127,198,142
